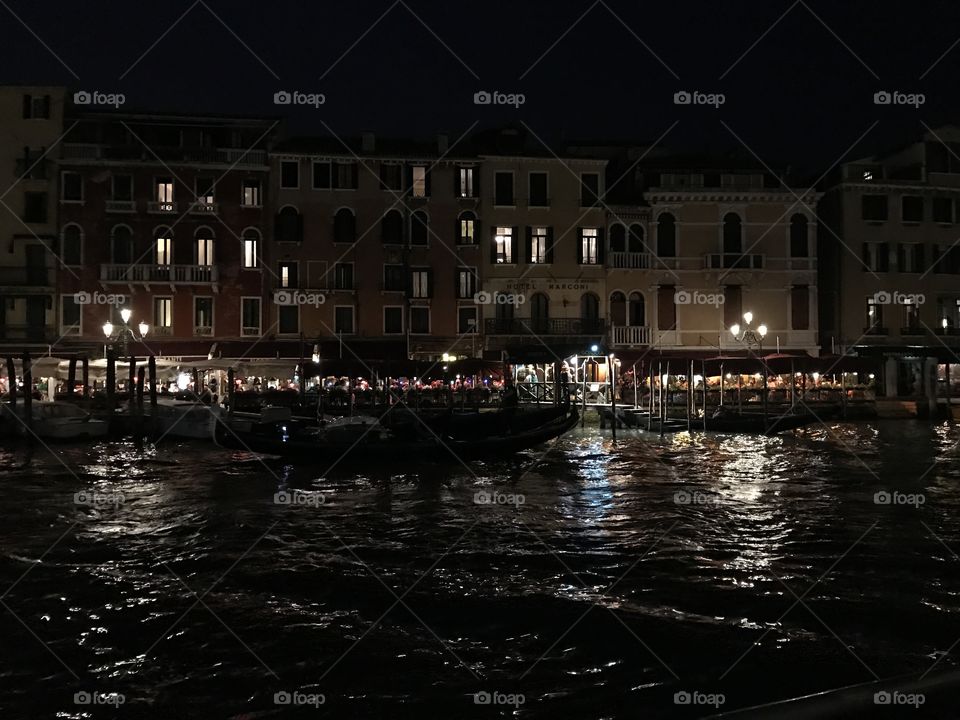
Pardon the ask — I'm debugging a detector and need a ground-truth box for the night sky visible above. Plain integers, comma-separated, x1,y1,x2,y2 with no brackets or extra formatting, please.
3,0,960,174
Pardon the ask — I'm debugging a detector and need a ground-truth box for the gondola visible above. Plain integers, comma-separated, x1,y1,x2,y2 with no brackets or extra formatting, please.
214,404,579,460
602,405,840,435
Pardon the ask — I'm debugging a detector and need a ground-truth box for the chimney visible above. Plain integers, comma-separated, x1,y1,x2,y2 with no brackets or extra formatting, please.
361,132,375,153
437,133,449,154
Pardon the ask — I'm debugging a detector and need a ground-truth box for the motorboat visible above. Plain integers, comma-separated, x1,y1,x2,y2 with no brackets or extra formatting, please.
149,397,222,440
1,401,109,441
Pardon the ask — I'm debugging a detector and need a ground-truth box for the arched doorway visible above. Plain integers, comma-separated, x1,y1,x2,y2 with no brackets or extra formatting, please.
609,291,626,326
581,292,600,332
530,292,549,334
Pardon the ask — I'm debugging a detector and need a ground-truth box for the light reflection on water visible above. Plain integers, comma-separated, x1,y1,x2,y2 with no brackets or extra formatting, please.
0,421,957,718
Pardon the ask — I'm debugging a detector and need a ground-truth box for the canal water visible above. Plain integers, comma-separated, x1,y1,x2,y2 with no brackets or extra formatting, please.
0,420,958,718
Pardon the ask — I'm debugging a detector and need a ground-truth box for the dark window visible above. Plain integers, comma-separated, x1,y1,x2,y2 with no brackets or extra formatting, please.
657,213,676,256
723,286,742,329
933,197,954,224
458,306,477,333
22,94,50,119
62,225,82,265
866,299,884,331
380,163,402,191
194,297,213,333
580,173,600,206
791,286,809,330
610,224,625,252
580,293,599,324
382,210,403,244
334,263,353,290
24,192,46,223
384,307,403,334
333,208,355,243
276,207,302,243
722,213,742,256
312,161,331,189
61,172,82,202
658,286,677,330
112,175,133,201
529,172,548,206
790,214,808,257
241,298,261,335
195,177,215,204
494,172,514,205
334,162,358,190
410,211,429,245
280,160,299,189
383,264,405,291
862,195,888,222
111,226,134,264
61,295,81,330
628,224,645,252
410,307,430,334
278,306,299,334
902,196,924,222
335,306,355,334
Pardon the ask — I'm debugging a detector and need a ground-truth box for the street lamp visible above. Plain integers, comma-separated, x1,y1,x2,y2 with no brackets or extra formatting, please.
103,308,149,356
729,311,767,351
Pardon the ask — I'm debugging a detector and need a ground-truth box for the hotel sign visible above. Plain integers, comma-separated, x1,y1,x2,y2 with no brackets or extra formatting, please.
500,279,601,292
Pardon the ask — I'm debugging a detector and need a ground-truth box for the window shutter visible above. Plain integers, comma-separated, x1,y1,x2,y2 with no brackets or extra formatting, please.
546,227,554,264
274,213,281,242
22,94,30,118
453,168,460,196
861,242,869,271
490,226,497,264
917,244,925,272
424,169,432,197
454,268,461,298
880,242,890,272
427,269,434,298
474,218,481,245
576,228,584,264
297,213,304,243
404,165,413,194
597,227,606,264
791,286,810,330
511,226,518,264
524,226,532,263
896,244,905,272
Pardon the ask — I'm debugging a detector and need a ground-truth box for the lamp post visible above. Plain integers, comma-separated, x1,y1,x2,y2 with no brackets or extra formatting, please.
729,311,768,426
103,308,149,356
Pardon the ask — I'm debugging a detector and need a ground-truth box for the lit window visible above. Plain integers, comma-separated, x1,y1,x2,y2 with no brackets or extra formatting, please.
531,227,548,264
495,226,513,264
412,166,427,197
580,228,598,264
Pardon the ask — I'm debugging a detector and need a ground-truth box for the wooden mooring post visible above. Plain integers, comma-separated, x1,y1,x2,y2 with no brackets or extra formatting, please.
22,352,33,436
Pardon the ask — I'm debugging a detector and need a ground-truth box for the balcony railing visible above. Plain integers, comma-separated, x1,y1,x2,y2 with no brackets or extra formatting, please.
484,318,605,335
148,201,177,214
189,201,219,214
608,251,650,269
609,325,651,346
100,264,218,284
61,144,268,166
194,325,213,336
0,267,51,287
106,200,136,213
705,253,765,269
0,324,56,341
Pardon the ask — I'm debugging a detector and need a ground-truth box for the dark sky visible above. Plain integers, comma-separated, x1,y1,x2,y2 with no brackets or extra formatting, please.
3,0,960,174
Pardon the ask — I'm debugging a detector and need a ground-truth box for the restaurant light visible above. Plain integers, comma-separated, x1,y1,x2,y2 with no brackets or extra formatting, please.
757,324,768,337
743,311,753,324
730,323,741,337
138,321,149,337
943,318,949,329
812,372,820,381
120,308,132,324
311,344,320,364
590,344,599,353
102,321,114,338
176,373,190,390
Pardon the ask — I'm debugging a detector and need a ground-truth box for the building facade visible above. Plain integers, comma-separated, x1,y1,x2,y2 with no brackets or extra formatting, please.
819,127,960,403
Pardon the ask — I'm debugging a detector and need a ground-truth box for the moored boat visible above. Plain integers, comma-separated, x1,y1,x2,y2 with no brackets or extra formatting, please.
1,401,109,441
149,397,222,440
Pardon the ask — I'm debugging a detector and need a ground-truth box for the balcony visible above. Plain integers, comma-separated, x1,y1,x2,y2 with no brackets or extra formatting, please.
608,252,650,269
484,318,605,336
194,325,213,336
0,266,52,289
189,201,219,215
148,201,178,214
106,200,136,213
61,144,268,166
609,325,651,346
100,264,218,284
0,324,56,342
705,253,765,269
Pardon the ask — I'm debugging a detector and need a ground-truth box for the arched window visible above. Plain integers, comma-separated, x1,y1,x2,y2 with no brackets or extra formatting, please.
790,214,808,257
530,292,549,333
111,225,134,264
154,226,173,266
61,224,82,266
723,212,742,255
628,224,645,253
410,210,428,245
277,206,301,243
382,209,403,244
609,224,626,252
458,211,476,245
657,213,676,257
334,208,355,244
609,291,626,326
628,291,645,326
581,293,599,322
194,226,214,265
